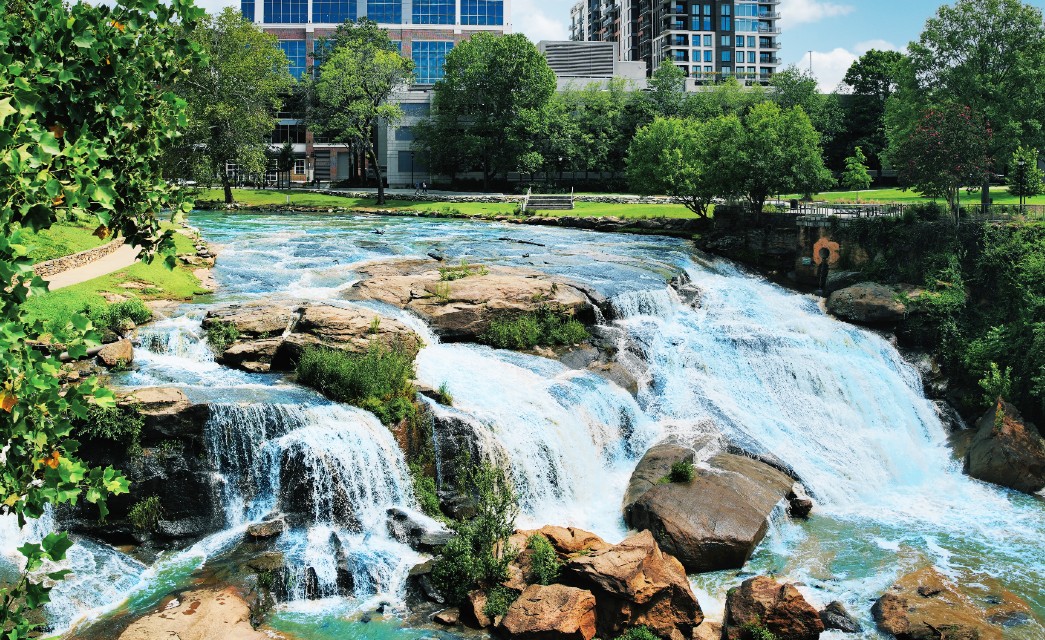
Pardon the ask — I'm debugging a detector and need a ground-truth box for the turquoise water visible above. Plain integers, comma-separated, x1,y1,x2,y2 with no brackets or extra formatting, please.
2,211,1040,638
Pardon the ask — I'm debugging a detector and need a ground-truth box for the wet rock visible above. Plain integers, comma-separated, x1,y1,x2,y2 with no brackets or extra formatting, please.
117,387,210,445
724,576,824,640
406,559,443,605
386,507,452,553
246,551,285,573
563,530,702,639
827,282,909,325
97,339,134,367
222,338,282,373
872,567,1003,640
288,303,421,357
429,407,510,518
433,608,460,626
203,301,295,338
787,483,814,519
118,587,276,640
825,270,863,292
347,258,597,342
820,600,861,633
512,525,611,557
623,446,793,573
247,516,286,540
965,400,1045,494
499,584,597,640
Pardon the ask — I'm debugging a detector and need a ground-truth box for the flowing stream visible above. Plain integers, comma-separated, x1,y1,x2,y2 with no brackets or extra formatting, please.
1,212,1042,639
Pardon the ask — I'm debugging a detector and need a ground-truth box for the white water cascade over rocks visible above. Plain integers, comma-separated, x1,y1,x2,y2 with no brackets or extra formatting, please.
0,212,1039,639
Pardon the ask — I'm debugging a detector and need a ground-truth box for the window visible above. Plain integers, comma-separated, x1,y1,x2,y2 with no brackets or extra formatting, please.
461,0,504,26
704,50,712,62
702,17,711,30
747,36,756,47
703,35,712,46
241,0,254,20
747,51,756,63
279,40,307,79
313,0,356,23
401,103,431,117
720,35,730,46
365,0,402,23
395,127,415,141
721,66,732,75
293,159,305,174
721,51,731,62
735,35,744,47
702,4,711,14
272,122,306,144
414,0,455,24
720,16,731,30
412,40,454,83
264,0,306,22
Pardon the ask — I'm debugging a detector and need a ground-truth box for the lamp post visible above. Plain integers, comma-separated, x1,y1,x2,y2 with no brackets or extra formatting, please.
1018,158,1027,215
558,155,564,181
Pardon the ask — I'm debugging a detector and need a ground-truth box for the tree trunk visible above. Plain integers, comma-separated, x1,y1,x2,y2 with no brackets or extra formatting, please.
982,175,991,209
221,170,234,204
366,146,385,206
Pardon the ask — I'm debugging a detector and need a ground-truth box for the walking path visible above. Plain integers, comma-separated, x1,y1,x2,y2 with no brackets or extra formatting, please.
46,244,141,291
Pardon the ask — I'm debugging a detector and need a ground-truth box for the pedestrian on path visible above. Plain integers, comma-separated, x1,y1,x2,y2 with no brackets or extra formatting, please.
421,181,428,195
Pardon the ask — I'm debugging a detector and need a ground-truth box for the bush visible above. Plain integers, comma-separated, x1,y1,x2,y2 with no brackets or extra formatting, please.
409,462,443,520
740,623,779,640
88,299,153,334
668,460,694,483
480,306,589,350
439,260,489,281
436,382,454,406
527,534,563,585
615,627,660,640
979,362,1015,408
128,496,164,532
206,321,240,353
483,585,519,619
430,461,520,604
296,343,417,426
74,405,144,456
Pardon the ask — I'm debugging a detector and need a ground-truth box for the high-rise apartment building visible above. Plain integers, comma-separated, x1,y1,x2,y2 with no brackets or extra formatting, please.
569,1,780,86
243,0,511,185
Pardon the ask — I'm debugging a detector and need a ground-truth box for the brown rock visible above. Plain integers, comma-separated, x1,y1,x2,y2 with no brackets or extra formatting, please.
499,584,597,640
203,301,295,338
245,551,284,573
465,589,493,628
97,339,134,367
347,259,595,342
564,530,702,639
724,576,824,640
511,526,611,558
118,587,278,640
221,338,283,373
116,387,209,444
294,304,421,355
621,443,695,507
624,450,793,573
965,400,1045,494
872,567,1002,640
826,282,908,324
433,608,460,626
246,516,285,540
693,621,723,640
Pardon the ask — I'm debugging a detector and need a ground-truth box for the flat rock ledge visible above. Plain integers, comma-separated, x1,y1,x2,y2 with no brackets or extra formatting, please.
118,587,287,640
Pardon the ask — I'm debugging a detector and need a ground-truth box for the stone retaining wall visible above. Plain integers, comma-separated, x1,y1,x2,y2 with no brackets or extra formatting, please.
32,237,126,278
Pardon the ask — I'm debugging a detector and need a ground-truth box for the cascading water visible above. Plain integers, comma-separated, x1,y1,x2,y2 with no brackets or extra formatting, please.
7,211,1038,639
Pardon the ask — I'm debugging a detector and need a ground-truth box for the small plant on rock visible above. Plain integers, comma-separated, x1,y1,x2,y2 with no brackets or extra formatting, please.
615,627,660,640
483,585,519,619
431,282,452,302
128,495,164,532
740,622,779,640
527,534,563,585
206,321,240,353
368,316,381,335
436,382,454,406
668,459,695,483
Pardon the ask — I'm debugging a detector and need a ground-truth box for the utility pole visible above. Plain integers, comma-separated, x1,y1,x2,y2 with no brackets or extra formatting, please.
808,50,813,75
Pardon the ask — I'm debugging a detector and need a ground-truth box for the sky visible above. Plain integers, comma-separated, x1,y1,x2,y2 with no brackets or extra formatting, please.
192,0,1045,91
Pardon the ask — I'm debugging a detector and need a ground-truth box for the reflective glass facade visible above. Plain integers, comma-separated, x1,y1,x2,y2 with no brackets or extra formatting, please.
241,0,254,20
461,0,504,26
413,0,455,25
412,40,454,84
264,0,306,22
313,0,356,24
279,40,307,79
365,0,402,24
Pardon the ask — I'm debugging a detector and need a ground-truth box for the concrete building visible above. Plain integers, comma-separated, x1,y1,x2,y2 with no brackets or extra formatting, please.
568,0,781,87
537,40,647,90
244,0,512,186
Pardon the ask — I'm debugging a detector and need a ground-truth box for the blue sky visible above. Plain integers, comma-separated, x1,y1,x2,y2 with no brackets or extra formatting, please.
192,0,1045,90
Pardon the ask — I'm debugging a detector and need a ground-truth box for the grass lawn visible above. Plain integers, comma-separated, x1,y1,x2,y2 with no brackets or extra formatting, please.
24,223,206,341
787,186,1045,206
193,188,702,219
22,220,108,263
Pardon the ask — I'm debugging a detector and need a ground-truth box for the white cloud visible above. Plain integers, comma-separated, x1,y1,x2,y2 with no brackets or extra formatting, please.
793,40,901,92
778,0,855,28
512,0,569,42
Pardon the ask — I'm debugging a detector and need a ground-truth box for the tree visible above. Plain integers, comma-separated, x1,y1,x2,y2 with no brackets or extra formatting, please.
1007,146,1044,198
841,147,874,199
901,0,1045,205
739,102,834,214
892,104,993,218
770,66,843,147
644,63,688,119
843,49,906,100
309,19,413,205
425,33,556,191
178,8,293,204
277,141,294,189
0,0,201,634
625,116,743,218
840,50,907,171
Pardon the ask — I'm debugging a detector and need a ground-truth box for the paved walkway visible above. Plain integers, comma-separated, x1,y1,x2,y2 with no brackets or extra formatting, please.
46,244,141,290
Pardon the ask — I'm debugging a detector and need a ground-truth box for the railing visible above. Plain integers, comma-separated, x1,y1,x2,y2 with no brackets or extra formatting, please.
522,187,531,213
776,202,1045,223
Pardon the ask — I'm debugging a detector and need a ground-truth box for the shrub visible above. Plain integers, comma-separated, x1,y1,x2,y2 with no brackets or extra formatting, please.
740,623,779,640
88,299,153,334
430,461,519,604
483,585,519,619
128,496,164,532
206,321,240,353
527,534,563,585
615,627,660,640
436,382,454,406
296,343,417,426
409,462,443,519
979,362,1015,408
431,282,452,302
440,260,490,281
669,460,695,483
479,306,589,350
74,405,144,457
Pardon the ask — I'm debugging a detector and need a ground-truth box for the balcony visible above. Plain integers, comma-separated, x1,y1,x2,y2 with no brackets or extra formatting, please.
757,25,781,34
759,56,781,64
759,39,781,50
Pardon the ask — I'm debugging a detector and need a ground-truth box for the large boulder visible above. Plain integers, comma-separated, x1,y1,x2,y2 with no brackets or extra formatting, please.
623,445,794,573
871,567,1002,640
118,587,283,640
97,339,134,367
965,400,1045,494
827,282,909,325
202,300,295,338
346,258,597,342
563,530,702,639
724,576,824,640
499,584,597,640
386,507,452,552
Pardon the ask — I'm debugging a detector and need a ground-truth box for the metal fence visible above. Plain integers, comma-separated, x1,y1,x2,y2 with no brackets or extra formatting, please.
775,202,1045,223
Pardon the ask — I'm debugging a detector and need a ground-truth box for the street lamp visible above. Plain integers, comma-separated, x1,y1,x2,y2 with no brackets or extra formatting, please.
1018,158,1027,215
558,155,564,181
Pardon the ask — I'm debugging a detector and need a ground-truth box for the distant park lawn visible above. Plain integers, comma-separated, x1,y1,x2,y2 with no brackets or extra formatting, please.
785,186,1045,206
23,219,109,263
193,188,703,219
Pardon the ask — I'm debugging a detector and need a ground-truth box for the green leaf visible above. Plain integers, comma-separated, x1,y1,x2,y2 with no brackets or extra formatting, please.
0,98,15,128
41,532,74,561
